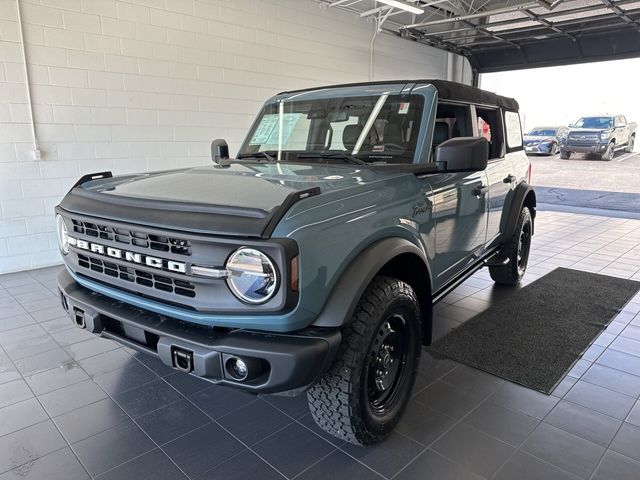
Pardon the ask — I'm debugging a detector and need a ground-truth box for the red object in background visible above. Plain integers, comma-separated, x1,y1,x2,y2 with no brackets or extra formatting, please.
477,117,492,142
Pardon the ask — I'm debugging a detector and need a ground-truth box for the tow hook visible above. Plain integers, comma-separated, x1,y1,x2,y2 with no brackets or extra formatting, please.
73,307,86,328
171,348,194,373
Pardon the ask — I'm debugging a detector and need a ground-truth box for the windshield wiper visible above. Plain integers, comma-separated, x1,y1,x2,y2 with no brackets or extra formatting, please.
297,152,367,165
236,151,277,162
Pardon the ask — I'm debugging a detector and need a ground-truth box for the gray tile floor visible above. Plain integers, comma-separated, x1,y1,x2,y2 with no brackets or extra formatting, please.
1,210,640,480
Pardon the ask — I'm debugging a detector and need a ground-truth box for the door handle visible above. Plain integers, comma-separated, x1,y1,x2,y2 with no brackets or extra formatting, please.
473,185,489,196
503,175,516,184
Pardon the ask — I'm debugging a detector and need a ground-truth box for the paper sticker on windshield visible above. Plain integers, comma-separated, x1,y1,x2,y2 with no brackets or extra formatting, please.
398,103,410,115
249,115,278,144
249,113,304,146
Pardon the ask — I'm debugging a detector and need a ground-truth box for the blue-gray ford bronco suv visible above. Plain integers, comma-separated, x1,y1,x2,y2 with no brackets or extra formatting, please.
55,80,535,445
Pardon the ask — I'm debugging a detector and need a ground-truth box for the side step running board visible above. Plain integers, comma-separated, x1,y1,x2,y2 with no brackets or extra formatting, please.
484,252,510,267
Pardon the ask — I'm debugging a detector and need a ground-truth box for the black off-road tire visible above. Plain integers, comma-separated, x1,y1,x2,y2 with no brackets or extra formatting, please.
307,276,421,445
625,135,635,153
490,207,532,286
601,142,615,161
560,149,570,159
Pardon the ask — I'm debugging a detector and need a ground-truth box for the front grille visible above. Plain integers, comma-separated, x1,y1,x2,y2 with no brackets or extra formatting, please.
71,218,191,256
78,254,196,298
568,133,599,142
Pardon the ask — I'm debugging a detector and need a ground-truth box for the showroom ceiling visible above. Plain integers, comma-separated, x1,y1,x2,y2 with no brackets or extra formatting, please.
321,0,640,72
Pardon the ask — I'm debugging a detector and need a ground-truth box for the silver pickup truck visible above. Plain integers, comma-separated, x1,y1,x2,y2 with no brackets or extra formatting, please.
560,115,636,160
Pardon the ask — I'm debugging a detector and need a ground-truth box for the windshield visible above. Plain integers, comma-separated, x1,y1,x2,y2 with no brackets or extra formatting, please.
574,117,613,129
527,128,557,137
238,94,425,164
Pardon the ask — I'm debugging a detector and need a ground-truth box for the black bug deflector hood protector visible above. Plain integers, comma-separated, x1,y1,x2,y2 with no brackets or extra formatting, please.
59,162,407,238
58,166,327,238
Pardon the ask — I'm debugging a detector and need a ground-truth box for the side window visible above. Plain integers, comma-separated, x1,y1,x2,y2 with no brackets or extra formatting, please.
504,110,523,151
476,107,505,159
432,102,472,160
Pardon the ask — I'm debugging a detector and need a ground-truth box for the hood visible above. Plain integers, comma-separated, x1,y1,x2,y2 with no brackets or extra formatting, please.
568,128,609,134
524,135,555,143
59,163,396,237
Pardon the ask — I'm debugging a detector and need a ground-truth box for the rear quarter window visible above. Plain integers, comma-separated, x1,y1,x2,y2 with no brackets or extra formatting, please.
504,111,523,151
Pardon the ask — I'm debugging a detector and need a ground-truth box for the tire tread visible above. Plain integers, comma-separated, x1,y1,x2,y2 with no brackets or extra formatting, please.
307,276,419,445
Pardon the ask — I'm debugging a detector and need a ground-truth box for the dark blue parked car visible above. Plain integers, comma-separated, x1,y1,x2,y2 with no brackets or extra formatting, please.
523,126,568,156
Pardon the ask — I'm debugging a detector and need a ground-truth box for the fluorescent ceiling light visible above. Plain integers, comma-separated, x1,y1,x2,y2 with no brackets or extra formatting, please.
377,0,424,15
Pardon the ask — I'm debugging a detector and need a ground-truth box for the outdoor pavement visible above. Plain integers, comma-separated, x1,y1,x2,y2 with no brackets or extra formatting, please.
530,151,640,216
1,211,640,480
529,151,640,195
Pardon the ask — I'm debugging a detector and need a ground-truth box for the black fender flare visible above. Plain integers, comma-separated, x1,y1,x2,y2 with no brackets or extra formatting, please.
312,237,431,328
500,182,536,244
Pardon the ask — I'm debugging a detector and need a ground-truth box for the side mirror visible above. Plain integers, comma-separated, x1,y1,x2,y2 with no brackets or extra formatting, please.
568,123,575,128
211,139,230,165
435,137,489,172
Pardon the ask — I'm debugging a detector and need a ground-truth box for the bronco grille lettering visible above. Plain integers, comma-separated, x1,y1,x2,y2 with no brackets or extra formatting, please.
67,236,186,273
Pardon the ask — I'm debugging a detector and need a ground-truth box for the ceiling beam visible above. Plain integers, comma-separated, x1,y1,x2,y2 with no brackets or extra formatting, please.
600,0,640,32
401,1,540,29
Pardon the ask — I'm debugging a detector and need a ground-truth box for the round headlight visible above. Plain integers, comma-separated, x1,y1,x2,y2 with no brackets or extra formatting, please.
225,248,278,304
56,214,69,254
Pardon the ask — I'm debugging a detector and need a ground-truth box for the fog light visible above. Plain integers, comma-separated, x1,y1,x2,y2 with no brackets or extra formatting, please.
225,357,247,381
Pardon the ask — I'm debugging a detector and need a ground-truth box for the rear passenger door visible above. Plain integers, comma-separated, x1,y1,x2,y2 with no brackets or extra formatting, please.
615,116,629,145
474,105,512,247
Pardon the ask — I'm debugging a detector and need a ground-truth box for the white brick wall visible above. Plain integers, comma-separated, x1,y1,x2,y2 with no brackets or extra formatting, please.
0,0,469,273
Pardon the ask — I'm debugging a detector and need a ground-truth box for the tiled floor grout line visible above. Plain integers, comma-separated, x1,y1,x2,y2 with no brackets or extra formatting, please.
489,448,583,480
162,392,291,480
391,385,500,479
534,297,640,480
68,348,194,480
1,275,121,480
0,335,94,479
289,449,341,480
0,311,190,480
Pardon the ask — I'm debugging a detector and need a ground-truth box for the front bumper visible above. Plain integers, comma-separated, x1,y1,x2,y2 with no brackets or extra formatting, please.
524,143,552,154
58,270,341,394
562,142,608,154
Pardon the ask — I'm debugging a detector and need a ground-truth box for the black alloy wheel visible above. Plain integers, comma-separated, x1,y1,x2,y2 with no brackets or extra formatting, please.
366,314,410,418
516,216,532,277
603,142,615,161
625,136,635,153
490,206,533,285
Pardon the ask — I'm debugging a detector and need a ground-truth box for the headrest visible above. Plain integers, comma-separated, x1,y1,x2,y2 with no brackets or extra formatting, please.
383,121,404,146
342,124,362,151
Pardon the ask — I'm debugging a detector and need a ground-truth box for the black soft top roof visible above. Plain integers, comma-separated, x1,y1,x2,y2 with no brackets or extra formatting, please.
278,79,519,111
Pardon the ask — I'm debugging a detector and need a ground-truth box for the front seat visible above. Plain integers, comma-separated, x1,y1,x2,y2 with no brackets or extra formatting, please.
432,121,450,160
383,121,404,147
342,124,363,152
433,121,449,148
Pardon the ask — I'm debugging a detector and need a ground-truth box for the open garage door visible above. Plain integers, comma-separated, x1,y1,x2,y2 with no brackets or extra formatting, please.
481,59,640,217
400,0,640,74
324,0,640,79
